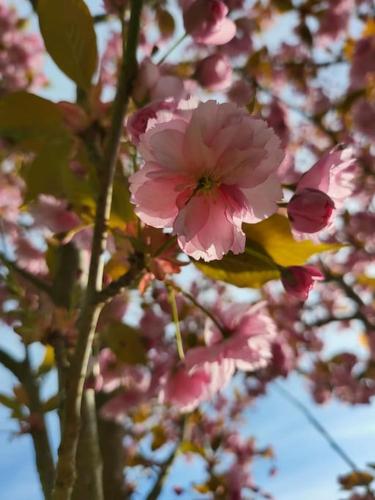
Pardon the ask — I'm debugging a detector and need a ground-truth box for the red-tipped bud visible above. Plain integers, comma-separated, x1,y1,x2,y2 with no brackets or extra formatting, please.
281,265,324,300
196,54,232,90
287,188,335,233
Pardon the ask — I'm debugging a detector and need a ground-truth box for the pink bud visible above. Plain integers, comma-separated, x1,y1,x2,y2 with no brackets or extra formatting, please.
227,79,253,106
287,188,335,233
57,101,90,133
281,265,324,301
183,0,236,45
196,54,232,90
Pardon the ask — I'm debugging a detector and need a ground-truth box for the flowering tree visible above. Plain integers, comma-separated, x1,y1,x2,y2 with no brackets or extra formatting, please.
0,0,374,498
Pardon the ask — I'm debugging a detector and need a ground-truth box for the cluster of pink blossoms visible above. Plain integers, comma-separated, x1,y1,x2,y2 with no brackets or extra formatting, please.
0,0,45,94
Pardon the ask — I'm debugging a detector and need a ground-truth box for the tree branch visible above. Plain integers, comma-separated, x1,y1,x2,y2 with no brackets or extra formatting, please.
0,348,23,381
94,253,145,304
274,381,359,472
52,2,144,499
146,417,186,500
0,253,53,297
72,390,103,500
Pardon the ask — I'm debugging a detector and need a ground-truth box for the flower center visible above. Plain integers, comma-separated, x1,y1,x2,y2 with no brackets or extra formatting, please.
197,175,216,192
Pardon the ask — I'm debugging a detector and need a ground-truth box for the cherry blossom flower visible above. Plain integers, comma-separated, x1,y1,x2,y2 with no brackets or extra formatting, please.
133,58,184,103
186,303,276,372
129,100,283,261
31,195,81,234
295,145,356,212
227,79,253,106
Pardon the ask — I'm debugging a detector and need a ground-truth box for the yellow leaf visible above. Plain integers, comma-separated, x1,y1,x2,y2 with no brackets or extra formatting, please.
156,8,175,39
244,214,343,267
151,425,168,451
38,0,98,90
356,274,375,288
362,20,375,37
195,251,279,289
104,323,146,365
105,259,129,281
339,471,374,490
343,38,355,60
37,346,55,376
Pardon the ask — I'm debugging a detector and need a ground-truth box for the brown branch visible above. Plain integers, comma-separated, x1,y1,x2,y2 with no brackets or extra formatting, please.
52,2,144,499
0,253,53,297
72,390,103,500
94,252,145,304
146,417,186,500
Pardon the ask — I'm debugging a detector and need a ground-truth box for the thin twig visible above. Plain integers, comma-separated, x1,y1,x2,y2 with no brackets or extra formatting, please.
52,2,144,499
166,281,227,336
156,32,187,65
0,253,53,297
274,381,359,472
167,285,185,361
145,417,186,500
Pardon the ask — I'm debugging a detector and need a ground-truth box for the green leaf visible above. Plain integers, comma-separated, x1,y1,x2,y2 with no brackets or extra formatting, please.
195,215,343,289
38,0,98,90
22,141,72,201
244,214,343,267
0,92,68,147
110,172,136,229
104,323,146,365
0,394,22,412
41,394,60,413
195,249,279,289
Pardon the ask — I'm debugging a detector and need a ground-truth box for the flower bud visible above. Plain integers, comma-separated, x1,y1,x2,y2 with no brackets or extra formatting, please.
281,265,324,301
196,54,232,90
57,101,90,133
287,188,335,233
183,0,236,45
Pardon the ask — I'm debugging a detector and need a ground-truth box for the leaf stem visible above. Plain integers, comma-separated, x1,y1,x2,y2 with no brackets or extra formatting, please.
167,285,185,361
167,281,227,337
157,32,187,65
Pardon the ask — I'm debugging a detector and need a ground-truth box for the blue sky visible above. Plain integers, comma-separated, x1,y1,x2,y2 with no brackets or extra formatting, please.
1,1,374,499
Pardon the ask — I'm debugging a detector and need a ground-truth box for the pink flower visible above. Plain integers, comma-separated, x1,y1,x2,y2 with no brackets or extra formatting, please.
349,35,375,91
317,0,353,45
31,195,81,234
295,145,356,211
287,188,335,233
186,303,276,372
265,99,289,148
196,53,233,91
160,364,211,412
57,101,90,133
129,100,283,261
127,99,178,145
183,0,236,45
133,58,184,103
352,98,375,141
227,79,253,106
281,265,324,300
103,0,127,13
